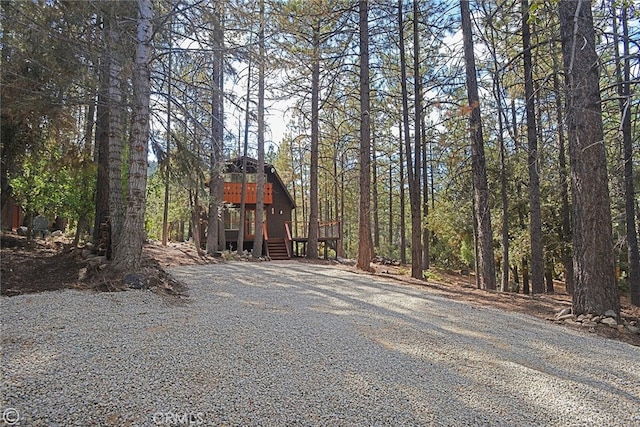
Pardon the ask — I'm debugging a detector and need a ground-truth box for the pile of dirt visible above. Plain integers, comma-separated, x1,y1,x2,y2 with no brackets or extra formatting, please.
0,232,214,298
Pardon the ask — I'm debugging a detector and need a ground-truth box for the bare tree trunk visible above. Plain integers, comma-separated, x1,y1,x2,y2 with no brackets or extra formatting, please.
551,39,574,295
112,0,153,271
497,93,509,292
208,1,225,255
460,0,496,290
253,0,265,258
290,139,298,237
334,148,343,257
399,120,407,265
522,0,544,294
106,5,123,260
522,258,529,295
237,59,252,254
399,0,422,279
74,100,96,248
421,117,429,270
411,0,425,272
545,261,555,294
190,190,201,253
217,4,226,252
356,0,374,272
558,0,619,316
372,136,380,249
486,15,510,291
613,3,640,307
93,13,110,247
340,151,345,256
388,158,393,250
162,16,172,247
307,21,320,260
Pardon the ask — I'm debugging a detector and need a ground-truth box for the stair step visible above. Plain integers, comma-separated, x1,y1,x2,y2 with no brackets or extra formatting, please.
266,239,290,260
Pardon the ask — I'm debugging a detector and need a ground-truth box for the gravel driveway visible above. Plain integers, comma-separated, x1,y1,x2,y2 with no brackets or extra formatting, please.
2,261,639,426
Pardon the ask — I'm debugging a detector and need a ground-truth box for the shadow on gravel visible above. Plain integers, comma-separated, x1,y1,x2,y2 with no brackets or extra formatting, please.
205,262,640,412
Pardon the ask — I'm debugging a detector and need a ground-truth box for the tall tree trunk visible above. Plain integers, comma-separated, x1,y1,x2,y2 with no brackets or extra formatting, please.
388,157,393,249
558,0,619,316
552,39,574,295
190,190,201,253
399,120,407,265
613,4,640,307
334,147,343,257
237,59,252,253
74,101,96,248
208,1,225,255
372,137,380,249
307,21,320,260
486,12,510,291
460,0,496,290
162,16,172,247
217,8,226,252
107,5,123,260
493,78,509,291
522,258,529,295
545,260,555,294
112,0,153,271
253,0,265,258
340,151,345,256
522,0,544,294
499,126,509,292
413,0,426,273
399,0,422,279
356,0,374,272
93,14,110,247
421,117,429,270
290,139,298,238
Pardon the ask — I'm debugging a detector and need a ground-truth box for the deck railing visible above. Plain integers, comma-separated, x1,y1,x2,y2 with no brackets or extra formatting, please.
286,220,341,240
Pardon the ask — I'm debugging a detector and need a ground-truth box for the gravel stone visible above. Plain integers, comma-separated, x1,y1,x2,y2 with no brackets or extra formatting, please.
2,261,639,426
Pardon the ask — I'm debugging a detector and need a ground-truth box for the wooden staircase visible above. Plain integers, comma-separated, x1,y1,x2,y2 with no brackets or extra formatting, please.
266,238,290,260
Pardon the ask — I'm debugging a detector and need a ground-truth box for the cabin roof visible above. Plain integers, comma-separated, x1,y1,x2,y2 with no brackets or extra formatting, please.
225,157,296,209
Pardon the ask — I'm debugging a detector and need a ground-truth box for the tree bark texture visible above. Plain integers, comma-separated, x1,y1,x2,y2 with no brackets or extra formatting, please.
93,18,110,247
460,0,496,290
552,41,574,295
112,0,153,271
207,2,225,254
307,22,320,260
357,0,374,272
399,121,407,265
614,4,640,307
399,0,422,279
414,0,427,272
106,6,123,259
558,0,619,316
253,0,266,258
522,0,544,294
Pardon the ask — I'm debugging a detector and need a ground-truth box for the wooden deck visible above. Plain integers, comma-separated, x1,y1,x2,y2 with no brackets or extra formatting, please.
285,221,341,259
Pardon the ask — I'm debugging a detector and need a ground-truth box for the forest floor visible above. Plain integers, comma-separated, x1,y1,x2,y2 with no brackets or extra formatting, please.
1,230,639,347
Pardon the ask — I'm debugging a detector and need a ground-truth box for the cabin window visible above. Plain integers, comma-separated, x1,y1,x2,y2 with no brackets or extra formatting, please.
245,209,255,235
224,173,256,183
224,207,240,230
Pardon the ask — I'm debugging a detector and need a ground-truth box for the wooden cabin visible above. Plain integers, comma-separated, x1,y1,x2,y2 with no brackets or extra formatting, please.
223,157,295,259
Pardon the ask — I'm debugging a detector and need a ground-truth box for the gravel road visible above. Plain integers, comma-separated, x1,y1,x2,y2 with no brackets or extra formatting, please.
2,261,639,426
